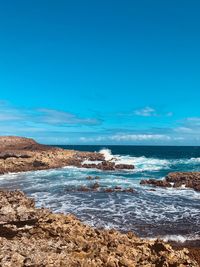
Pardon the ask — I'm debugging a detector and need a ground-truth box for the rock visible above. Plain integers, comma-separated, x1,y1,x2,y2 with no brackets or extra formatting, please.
0,136,134,174
104,188,115,193
114,186,122,190
140,172,200,192
115,164,134,170
0,152,31,159
82,163,99,169
166,172,200,191
140,179,172,188
124,187,136,193
90,182,100,190
32,160,47,167
86,176,93,180
97,161,116,170
77,186,90,192
0,190,197,266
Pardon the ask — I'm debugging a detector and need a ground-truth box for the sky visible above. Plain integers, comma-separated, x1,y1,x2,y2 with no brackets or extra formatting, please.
0,0,200,145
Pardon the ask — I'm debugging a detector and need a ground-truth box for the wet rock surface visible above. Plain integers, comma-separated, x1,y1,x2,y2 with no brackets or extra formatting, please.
0,136,134,174
0,190,197,266
82,161,134,171
140,172,200,191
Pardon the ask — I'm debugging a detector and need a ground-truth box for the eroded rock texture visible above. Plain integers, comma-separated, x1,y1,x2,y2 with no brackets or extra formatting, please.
140,172,200,192
0,136,134,174
0,190,197,266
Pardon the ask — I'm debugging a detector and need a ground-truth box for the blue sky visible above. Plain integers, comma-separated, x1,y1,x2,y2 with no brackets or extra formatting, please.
0,0,200,145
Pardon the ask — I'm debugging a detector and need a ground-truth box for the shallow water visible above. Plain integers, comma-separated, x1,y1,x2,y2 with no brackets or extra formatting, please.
0,145,200,243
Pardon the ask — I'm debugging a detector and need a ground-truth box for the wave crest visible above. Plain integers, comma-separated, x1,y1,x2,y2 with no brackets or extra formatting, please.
99,148,200,172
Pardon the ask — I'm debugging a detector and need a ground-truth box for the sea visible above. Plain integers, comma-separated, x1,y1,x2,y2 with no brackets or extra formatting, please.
0,145,200,244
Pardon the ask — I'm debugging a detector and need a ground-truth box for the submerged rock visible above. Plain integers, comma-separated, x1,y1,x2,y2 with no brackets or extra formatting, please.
0,190,197,266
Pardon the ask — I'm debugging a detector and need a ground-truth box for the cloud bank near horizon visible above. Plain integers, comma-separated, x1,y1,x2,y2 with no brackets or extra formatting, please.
0,101,199,145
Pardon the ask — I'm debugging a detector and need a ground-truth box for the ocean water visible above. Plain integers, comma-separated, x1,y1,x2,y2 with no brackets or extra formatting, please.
0,145,200,243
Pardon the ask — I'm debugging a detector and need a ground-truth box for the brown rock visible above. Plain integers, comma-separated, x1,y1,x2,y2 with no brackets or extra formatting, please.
140,172,200,192
0,190,197,267
115,164,134,170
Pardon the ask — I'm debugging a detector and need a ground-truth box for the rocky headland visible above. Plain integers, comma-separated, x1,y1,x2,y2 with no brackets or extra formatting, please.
0,136,134,174
0,190,198,266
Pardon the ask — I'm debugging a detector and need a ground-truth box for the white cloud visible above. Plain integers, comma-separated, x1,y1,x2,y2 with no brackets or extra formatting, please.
185,117,200,126
38,108,101,125
133,107,173,117
134,107,156,117
110,134,171,141
174,117,200,134
0,102,24,121
80,133,173,143
0,102,101,126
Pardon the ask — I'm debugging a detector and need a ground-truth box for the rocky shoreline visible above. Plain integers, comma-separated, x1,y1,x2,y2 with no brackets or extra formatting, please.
0,189,198,266
1,136,200,265
0,136,134,174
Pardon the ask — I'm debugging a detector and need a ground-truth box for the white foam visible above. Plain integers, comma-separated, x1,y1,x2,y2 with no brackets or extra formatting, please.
160,234,200,243
99,148,114,161
99,148,170,171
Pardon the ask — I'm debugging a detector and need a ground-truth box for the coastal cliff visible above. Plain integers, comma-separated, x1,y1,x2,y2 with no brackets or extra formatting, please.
0,190,197,266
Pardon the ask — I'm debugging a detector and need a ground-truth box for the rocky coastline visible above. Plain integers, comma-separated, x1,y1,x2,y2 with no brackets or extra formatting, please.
0,136,133,174
0,136,200,265
0,190,198,266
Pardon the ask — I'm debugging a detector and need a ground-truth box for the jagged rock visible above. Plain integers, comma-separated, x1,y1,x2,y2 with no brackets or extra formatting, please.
140,179,172,187
0,136,126,174
140,172,200,192
0,190,197,266
115,164,134,170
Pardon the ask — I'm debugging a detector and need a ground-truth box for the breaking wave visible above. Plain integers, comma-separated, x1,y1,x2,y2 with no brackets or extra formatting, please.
99,148,200,172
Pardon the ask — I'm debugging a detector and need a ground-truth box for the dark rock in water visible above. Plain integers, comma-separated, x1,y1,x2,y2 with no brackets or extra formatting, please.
140,179,172,188
83,161,135,171
86,175,93,180
86,175,100,180
125,187,136,193
114,186,122,190
0,190,197,266
166,172,200,192
140,172,200,192
90,182,100,190
115,164,134,170
77,186,90,192
104,188,115,193
97,161,116,170
103,187,136,193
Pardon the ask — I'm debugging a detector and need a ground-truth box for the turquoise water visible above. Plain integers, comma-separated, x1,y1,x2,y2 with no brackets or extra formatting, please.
0,146,200,242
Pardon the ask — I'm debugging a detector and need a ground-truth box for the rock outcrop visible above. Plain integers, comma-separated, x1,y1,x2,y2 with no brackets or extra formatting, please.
0,190,197,266
0,136,134,174
82,161,134,171
140,172,200,191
